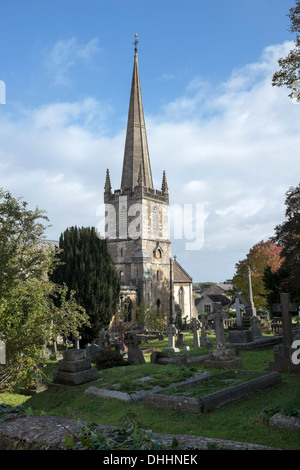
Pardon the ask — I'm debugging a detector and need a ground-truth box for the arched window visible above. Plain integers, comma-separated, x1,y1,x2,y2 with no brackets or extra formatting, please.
178,286,184,314
156,298,161,311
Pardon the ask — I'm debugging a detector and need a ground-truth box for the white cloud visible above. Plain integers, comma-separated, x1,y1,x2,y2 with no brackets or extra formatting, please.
45,37,101,86
0,40,299,281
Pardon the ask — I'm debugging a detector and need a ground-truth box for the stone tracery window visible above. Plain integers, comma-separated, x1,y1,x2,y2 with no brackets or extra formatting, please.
178,286,184,314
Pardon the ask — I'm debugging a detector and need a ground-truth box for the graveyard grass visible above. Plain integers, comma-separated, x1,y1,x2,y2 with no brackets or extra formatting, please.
1,332,300,450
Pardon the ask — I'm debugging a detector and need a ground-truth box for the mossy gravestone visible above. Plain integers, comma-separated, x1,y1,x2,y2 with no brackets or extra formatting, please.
53,349,98,385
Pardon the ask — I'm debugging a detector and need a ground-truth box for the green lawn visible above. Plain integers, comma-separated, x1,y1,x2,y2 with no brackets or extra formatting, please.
1,332,300,450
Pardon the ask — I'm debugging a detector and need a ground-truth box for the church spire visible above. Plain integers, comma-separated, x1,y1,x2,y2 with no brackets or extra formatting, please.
121,34,153,191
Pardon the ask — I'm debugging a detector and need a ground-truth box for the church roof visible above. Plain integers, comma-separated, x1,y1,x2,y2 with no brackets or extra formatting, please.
121,35,153,191
173,259,193,284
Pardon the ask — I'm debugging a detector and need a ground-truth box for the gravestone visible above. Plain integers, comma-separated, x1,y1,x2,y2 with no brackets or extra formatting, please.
251,315,262,340
53,349,98,385
269,293,300,373
191,317,201,349
199,315,212,347
204,309,242,369
164,323,180,353
85,343,100,362
124,331,145,365
213,304,226,345
175,332,184,348
231,294,248,328
97,329,107,350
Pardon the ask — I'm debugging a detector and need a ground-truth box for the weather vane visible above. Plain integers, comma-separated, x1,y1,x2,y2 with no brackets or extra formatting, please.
133,33,138,53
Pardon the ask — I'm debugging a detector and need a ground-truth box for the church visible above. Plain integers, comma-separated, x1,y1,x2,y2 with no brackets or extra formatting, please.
104,36,196,324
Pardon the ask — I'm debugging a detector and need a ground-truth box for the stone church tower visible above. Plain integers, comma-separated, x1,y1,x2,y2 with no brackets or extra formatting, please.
104,36,195,323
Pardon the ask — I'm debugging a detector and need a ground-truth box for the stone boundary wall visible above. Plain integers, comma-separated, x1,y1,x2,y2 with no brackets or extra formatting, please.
0,415,277,450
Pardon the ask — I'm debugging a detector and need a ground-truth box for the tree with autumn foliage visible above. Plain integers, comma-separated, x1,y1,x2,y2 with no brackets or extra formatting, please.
232,240,284,310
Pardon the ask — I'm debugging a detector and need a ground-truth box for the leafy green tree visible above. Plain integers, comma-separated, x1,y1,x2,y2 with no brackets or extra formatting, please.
0,189,89,391
232,240,284,310
272,1,300,101
272,183,300,301
134,303,167,332
50,226,120,344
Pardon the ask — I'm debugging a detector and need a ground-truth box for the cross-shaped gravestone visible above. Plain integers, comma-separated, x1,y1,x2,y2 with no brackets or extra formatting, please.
231,295,247,328
124,331,139,349
272,293,298,347
199,314,212,347
124,332,145,365
166,323,178,349
191,317,201,349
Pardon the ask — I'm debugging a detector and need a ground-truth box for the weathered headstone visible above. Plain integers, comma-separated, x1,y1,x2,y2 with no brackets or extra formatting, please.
251,315,262,340
85,343,100,362
124,332,145,365
199,314,212,347
213,305,226,347
231,294,248,328
269,293,300,373
191,317,201,349
204,309,242,369
175,332,184,348
164,323,180,353
53,349,98,385
97,329,107,350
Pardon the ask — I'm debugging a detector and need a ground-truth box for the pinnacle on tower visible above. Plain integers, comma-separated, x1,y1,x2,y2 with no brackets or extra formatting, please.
161,170,168,193
104,168,112,193
120,34,153,191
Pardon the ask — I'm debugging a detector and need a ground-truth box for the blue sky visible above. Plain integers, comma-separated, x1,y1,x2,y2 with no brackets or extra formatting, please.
0,0,299,282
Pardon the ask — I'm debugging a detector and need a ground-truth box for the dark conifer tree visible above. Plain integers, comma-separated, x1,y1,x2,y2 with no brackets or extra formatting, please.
51,226,120,344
